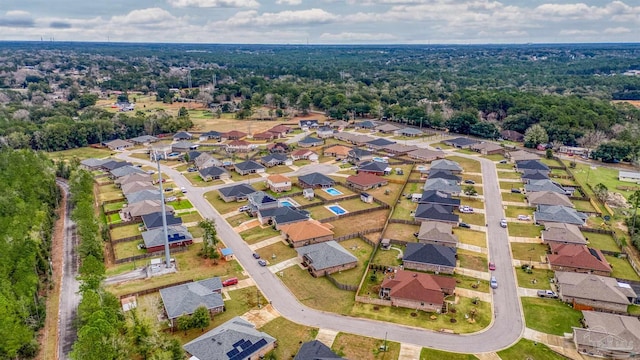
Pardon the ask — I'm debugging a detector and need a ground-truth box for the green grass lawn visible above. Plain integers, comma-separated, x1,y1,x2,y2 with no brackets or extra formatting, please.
502,192,527,203
261,184,303,198
459,212,485,226
391,198,419,220
48,147,113,160
457,249,487,272
515,267,555,290
332,333,401,360
504,206,535,218
497,339,567,360
420,348,478,360
339,197,383,212
330,238,373,286
113,240,145,260
205,190,250,214
540,158,564,167
483,154,506,161
584,232,620,252
255,241,297,265
497,170,521,179
605,255,640,281
521,297,582,336
572,199,598,213
167,199,193,210
510,243,548,262
508,223,544,238
180,211,203,223
109,223,142,240
629,304,640,316
259,317,317,360
454,273,490,293
103,201,125,212
371,246,403,267
500,181,522,191
225,213,252,227
570,162,633,200
456,148,477,155
305,205,335,220
239,225,280,245
462,174,483,184
280,265,356,314
266,165,294,174
496,162,515,170
187,226,204,239
454,228,486,248
446,155,481,173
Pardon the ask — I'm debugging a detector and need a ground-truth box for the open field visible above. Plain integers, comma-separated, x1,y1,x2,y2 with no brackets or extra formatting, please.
239,225,280,245
584,232,620,252
510,243,548,262
515,268,555,290
446,155,481,173
521,297,582,336
331,333,400,360
569,162,634,200
255,241,297,265
259,317,318,360
48,147,113,160
497,339,567,360
455,228,486,247
605,255,640,281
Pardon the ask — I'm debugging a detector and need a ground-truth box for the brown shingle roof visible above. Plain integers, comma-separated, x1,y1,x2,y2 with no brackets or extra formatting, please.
548,244,612,273
346,172,388,187
381,270,456,305
280,220,334,243
267,174,290,183
324,145,352,157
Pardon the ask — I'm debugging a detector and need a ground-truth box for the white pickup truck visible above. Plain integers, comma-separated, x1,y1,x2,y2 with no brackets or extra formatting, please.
537,290,558,298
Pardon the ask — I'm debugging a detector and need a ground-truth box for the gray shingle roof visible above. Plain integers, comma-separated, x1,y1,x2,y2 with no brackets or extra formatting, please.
541,223,586,244
430,159,463,172
358,161,390,173
521,170,550,181
296,241,357,271
298,172,335,187
299,136,323,145
527,191,573,207
142,211,182,230
443,137,479,147
294,340,345,360
556,272,636,305
423,178,461,194
142,225,193,249
414,203,459,223
261,153,288,164
428,170,461,182
102,160,131,171
130,135,158,143
259,207,309,225
398,127,423,135
111,165,147,178
524,179,567,194
218,184,256,199
516,159,550,171
173,131,192,140
535,205,587,225
160,277,223,320
418,190,461,206
126,189,161,204
183,317,276,360
80,158,108,168
366,138,396,147
403,243,457,268
234,160,265,172
199,166,228,178
417,221,458,244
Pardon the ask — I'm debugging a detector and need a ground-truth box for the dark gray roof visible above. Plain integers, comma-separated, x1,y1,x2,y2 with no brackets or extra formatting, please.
358,161,390,173
299,172,335,187
299,119,319,127
414,203,459,223
80,158,108,167
234,160,265,171
348,148,372,158
102,160,131,171
521,170,550,181
183,317,276,360
295,340,345,360
398,127,423,135
317,126,333,132
535,205,588,225
187,150,202,160
525,179,567,194
173,131,192,140
443,137,479,147
111,165,147,178
142,225,193,249
419,190,461,206
366,138,396,147
430,159,463,172
428,170,461,182
142,211,182,230
159,277,223,320
126,189,161,204
172,141,198,150
219,184,256,198
199,166,228,178
423,178,461,194
516,160,550,171
247,191,278,207
296,241,357,271
259,207,309,225
261,153,288,163
299,136,323,145
403,243,457,268
356,120,376,128
130,135,158,143
200,130,221,138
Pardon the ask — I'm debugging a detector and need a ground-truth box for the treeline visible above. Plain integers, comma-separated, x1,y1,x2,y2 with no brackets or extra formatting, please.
0,149,59,358
69,169,183,360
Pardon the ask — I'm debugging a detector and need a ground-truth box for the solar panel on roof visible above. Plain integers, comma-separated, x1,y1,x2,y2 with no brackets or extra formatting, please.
228,339,268,360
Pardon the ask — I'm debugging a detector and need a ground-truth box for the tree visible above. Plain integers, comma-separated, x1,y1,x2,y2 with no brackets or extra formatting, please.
545,149,553,159
629,190,640,236
198,219,220,259
463,185,477,198
445,112,478,135
191,306,211,331
523,124,548,148
593,183,609,204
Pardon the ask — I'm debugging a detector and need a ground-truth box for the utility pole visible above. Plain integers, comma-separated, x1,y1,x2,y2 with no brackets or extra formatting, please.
154,151,171,267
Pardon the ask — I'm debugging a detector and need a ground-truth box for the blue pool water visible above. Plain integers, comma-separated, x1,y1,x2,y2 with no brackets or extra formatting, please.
372,156,388,163
327,205,348,215
280,201,294,207
324,187,343,196
279,197,300,207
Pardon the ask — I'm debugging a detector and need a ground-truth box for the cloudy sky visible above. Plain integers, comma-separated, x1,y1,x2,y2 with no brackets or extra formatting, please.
0,0,638,44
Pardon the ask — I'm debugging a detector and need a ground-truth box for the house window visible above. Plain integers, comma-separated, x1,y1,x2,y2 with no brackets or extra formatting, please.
420,302,424,306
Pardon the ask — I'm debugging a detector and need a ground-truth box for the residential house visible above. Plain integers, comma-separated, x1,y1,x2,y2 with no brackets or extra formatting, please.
541,223,587,245
194,153,222,170
525,179,569,195
258,207,310,229
316,126,334,138
407,149,446,162
418,190,461,207
129,135,158,145
110,165,147,179
366,138,396,150
555,272,637,313
527,191,574,208
347,148,373,164
515,160,550,173
423,178,461,195
226,139,253,153
355,120,376,129
428,170,461,183
383,143,419,155
218,184,256,202
416,221,458,247
442,137,479,149
114,173,152,187
268,124,291,137
500,130,524,142
280,220,334,248
126,189,161,204
330,120,349,129
507,149,539,162
104,139,134,150
346,172,389,191
548,243,612,276
295,340,345,360
121,200,173,221
80,158,108,171
430,159,463,173
323,145,352,159
121,180,155,195
619,170,640,183
260,153,290,167
142,225,193,253
573,311,640,359
357,161,392,176
298,136,323,148
534,205,588,226
234,160,266,175
101,159,131,172
252,131,276,141
297,241,357,277
375,123,401,133
160,277,223,328
521,170,550,182
470,142,504,155
183,317,276,360
559,146,589,157
142,212,182,230
222,130,247,140
379,269,456,312
403,243,457,274
298,172,335,188
173,131,192,141
267,174,292,193
395,127,423,137
299,119,319,130
247,191,279,213
199,166,230,181
198,130,221,141
171,141,198,152
186,150,202,162
267,142,289,153
414,204,459,224
291,149,318,161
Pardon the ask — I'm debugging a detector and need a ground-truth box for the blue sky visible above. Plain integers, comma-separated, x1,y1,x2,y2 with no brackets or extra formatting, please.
0,0,638,44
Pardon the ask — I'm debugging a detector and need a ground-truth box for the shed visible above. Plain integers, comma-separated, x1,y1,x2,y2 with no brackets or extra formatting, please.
360,192,374,203
220,247,234,261
303,188,315,199
380,238,391,250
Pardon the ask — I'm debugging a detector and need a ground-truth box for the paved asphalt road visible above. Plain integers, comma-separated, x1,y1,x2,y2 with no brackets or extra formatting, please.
114,142,524,352
56,179,81,360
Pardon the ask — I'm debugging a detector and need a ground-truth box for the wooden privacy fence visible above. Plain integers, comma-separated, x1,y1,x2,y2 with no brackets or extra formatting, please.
115,245,189,264
319,205,389,223
325,273,358,291
388,218,421,226
118,279,194,299
355,296,392,307
111,234,143,244
333,228,384,244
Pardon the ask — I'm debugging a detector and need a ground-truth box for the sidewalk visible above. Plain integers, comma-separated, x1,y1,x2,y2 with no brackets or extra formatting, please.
455,287,492,302
458,243,488,254
523,328,585,360
233,219,261,232
455,268,490,280
268,257,300,273
248,236,285,251
508,236,540,243
398,343,421,360
242,304,280,328
315,328,339,347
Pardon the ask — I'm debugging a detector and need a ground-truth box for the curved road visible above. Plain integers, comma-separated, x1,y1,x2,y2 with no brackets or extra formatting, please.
115,144,524,352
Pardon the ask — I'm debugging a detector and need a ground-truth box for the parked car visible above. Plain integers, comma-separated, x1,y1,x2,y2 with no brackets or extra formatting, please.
459,205,474,213
180,187,187,193
499,159,508,164
164,188,173,192
517,214,531,221
222,277,238,287
252,253,260,259
459,222,471,228
413,232,419,237
500,219,508,228
238,205,251,212
537,290,558,298
464,179,475,184
510,188,521,193
258,259,267,267
490,276,498,289
488,262,496,271
435,146,442,150
165,196,177,202
187,167,197,172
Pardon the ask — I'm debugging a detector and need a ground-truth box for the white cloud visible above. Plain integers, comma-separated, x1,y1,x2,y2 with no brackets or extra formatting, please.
6,10,31,17
604,26,630,33
558,29,598,35
276,0,303,5
167,0,260,8
111,8,178,25
319,32,396,42
216,8,338,27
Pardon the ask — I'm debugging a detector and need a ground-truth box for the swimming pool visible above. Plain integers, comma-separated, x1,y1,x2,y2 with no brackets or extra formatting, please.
326,205,348,215
324,187,343,196
372,156,388,163
279,197,300,208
